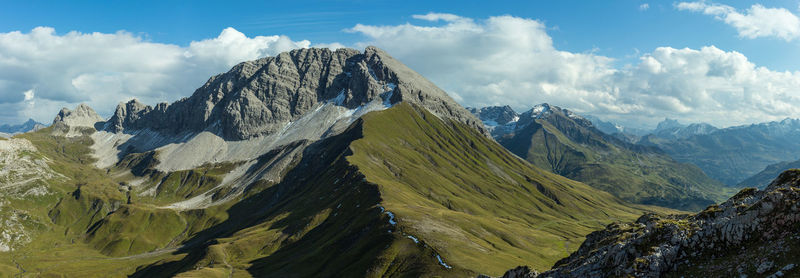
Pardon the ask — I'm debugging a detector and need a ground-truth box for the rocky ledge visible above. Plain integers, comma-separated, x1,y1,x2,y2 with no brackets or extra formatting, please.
492,169,800,278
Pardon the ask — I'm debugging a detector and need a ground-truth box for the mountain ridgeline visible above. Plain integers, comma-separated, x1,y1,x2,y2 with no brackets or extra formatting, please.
639,118,800,185
0,47,671,277
105,46,483,140
0,118,46,138
471,104,730,211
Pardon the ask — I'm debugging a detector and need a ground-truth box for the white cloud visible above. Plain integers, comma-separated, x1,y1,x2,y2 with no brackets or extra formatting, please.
677,1,800,41
412,12,466,22
0,27,310,124
348,13,800,128
640,3,650,11
3,13,800,129
23,89,33,101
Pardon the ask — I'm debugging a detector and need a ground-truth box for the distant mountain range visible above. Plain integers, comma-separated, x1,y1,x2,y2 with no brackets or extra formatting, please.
0,118,46,137
639,118,800,185
581,115,800,186
470,104,730,211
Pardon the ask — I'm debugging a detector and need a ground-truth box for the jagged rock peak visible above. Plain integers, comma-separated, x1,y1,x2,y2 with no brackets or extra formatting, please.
107,99,158,133
109,46,484,140
52,103,103,128
517,103,593,129
655,118,684,131
468,105,518,126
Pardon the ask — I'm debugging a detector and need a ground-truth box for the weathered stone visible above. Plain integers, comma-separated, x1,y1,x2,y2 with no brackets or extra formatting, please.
107,46,485,140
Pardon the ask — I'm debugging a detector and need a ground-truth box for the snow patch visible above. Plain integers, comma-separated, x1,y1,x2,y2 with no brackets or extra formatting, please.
378,206,397,225
435,254,452,269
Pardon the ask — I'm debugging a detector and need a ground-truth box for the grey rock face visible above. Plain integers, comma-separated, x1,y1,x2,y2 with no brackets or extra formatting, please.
109,46,484,140
468,106,518,126
52,103,104,128
106,99,153,133
468,105,520,138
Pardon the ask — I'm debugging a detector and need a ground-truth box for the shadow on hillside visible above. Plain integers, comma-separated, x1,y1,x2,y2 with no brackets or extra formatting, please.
128,120,393,277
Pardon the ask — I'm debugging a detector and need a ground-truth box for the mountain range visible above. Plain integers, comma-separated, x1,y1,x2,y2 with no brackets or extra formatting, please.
0,119,46,137
639,118,800,185
0,47,669,277
2,46,798,277
470,103,730,211
583,115,800,186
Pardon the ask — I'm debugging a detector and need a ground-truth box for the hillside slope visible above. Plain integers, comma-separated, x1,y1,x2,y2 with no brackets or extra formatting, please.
738,159,800,189
0,47,665,277
0,104,665,277
497,169,800,278
476,104,729,211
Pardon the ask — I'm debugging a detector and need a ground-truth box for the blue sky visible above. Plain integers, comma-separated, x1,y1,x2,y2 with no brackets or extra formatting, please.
4,0,798,70
2,1,800,128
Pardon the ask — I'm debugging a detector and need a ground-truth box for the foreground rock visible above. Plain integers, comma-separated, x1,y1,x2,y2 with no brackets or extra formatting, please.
492,169,800,277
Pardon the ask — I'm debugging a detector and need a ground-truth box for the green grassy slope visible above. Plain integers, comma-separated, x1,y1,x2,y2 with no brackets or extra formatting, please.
498,112,732,211
347,103,667,274
1,104,668,277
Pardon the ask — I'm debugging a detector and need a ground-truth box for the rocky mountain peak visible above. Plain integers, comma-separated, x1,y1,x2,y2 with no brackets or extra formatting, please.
517,103,593,130
107,46,483,140
655,118,684,131
468,105,518,126
52,103,103,128
0,118,46,134
107,99,156,133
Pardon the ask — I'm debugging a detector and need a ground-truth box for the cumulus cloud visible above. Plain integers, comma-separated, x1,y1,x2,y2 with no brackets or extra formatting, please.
348,13,800,128
0,27,310,124
639,3,650,11
676,1,800,41
3,13,800,129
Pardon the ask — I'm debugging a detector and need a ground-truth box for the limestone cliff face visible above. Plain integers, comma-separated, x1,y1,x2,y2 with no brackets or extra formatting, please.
493,169,800,278
52,103,104,128
107,46,484,140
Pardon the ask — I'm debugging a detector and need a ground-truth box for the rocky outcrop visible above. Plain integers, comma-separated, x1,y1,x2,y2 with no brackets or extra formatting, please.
108,46,484,140
51,103,104,137
495,169,800,278
106,99,153,133
468,105,519,126
52,103,103,128
469,105,520,137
